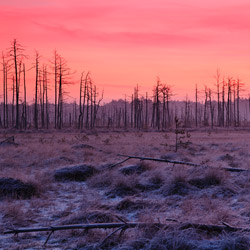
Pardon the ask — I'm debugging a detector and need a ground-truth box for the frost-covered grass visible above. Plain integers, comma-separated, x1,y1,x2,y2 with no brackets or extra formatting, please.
0,129,249,249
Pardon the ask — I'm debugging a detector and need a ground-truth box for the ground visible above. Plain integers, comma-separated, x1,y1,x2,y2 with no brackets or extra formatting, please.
0,128,249,250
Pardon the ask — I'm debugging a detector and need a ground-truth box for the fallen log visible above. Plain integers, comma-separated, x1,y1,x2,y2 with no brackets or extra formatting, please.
4,221,250,245
117,154,201,167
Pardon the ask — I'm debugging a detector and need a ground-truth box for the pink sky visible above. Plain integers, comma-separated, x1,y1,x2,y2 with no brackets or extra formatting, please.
1,0,250,102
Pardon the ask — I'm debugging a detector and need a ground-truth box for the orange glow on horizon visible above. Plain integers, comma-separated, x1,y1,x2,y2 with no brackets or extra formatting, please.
1,0,250,103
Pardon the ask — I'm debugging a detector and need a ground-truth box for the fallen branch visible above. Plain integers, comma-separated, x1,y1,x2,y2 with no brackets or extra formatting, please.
116,154,249,172
223,167,249,172
100,225,126,246
4,221,250,245
117,154,201,167
107,157,131,169
0,136,17,146
4,222,138,235
179,222,250,233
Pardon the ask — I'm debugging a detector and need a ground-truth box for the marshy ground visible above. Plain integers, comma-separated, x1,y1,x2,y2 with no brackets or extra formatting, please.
0,128,249,249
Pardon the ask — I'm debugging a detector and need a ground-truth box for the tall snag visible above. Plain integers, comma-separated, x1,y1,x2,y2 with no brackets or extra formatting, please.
9,39,25,129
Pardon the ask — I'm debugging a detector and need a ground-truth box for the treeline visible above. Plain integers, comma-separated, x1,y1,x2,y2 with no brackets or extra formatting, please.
1,39,250,130
97,76,249,130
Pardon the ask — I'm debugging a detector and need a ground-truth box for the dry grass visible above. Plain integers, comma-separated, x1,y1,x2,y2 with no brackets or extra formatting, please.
0,129,249,249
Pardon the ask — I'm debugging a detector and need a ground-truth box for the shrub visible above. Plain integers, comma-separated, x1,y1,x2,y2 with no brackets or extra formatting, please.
54,164,98,182
189,169,223,189
0,178,37,199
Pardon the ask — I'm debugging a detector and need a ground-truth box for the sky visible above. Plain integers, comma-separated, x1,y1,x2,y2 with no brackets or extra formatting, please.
1,0,250,102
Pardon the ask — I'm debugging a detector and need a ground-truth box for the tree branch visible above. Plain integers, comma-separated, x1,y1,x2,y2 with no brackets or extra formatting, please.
117,154,200,167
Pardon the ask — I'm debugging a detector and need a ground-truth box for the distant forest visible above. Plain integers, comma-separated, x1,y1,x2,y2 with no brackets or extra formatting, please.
1,39,250,130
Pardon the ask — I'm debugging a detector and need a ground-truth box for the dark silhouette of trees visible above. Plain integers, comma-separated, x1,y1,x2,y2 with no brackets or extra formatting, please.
1,40,250,131
34,51,40,129
9,39,26,129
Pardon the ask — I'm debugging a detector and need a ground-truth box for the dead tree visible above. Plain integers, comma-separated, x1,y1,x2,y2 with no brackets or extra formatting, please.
130,94,133,128
56,56,74,129
161,83,172,128
34,51,40,129
235,79,244,127
214,70,221,126
78,72,84,129
155,78,161,130
44,66,49,129
22,63,27,129
2,53,7,127
145,92,148,128
133,85,140,129
52,51,60,129
124,95,127,129
195,84,198,127
151,78,161,129
208,88,215,128
203,86,209,126
9,39,25,129
221,78,225,126
93,86,103,128
12,76,15,127
226,78,232,127
40,65,47,128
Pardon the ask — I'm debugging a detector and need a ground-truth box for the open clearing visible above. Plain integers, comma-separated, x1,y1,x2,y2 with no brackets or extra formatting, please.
0,129,249,249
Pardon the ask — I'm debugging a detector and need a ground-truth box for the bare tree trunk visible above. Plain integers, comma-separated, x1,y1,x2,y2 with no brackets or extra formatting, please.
209,88,214,129
41,66,46,128
13,40,19,129
195,84,198,127
156,79,161,130
204,86,208,126
215,70,221,126
222,79,225,126
85,83,89,128
82,72,89,128
2,53,6,128
34,52,39,129
12,76,15,127
78,72,83,129
90,79,93,128
227,78,231,127
124,95,127,129
233,81,236,127
131,94,133,128
5,61,8,128
145,92,148,129
236,79,240,126
23,63,27,129
57,58,63,129
54,51,58,129
45,67,49,129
